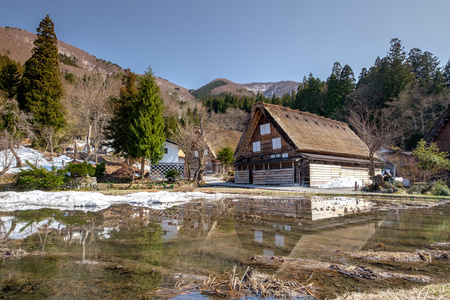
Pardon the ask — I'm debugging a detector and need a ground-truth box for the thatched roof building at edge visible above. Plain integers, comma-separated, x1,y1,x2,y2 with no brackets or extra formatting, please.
423,104,450,154
234,102,378,187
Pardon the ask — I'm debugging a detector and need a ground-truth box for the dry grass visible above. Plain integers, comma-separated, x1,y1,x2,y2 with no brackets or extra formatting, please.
334,284,450,300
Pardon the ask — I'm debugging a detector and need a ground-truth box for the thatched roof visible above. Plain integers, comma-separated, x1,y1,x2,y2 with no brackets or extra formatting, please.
235,102,372,160
205,129,242,158
423,105,450,144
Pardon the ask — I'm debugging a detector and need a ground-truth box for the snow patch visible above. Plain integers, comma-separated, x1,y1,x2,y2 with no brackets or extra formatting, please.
318,177,362,189
0,190,224,212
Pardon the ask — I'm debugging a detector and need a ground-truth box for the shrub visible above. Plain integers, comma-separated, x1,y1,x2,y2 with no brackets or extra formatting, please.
94,162,106,177
430,180,450,196
14,161,65,191
66,162,96,177
165,169,180,183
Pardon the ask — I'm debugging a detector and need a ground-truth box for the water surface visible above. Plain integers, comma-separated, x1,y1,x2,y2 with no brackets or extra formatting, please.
0,196,449,299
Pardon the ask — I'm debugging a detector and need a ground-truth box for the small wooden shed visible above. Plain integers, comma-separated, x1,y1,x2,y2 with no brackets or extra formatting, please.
234,102,376,187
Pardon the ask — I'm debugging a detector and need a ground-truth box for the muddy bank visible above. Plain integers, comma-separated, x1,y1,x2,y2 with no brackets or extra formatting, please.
335,249,450,263
249,255,433,283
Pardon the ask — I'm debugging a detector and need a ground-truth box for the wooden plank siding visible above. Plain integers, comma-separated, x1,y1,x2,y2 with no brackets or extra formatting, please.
252,169,294,185
235,170,250,184
244,115,293,159
309,163,372,187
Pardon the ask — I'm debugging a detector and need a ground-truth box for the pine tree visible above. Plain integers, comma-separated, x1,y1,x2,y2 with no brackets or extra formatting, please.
17,15,65,131
127,67,165,179
104,69,137,155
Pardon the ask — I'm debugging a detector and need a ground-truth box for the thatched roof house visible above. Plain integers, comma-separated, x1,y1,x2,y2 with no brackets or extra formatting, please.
423,104,450,154
234,102,377,186
205,129,242,159
190,128,242,174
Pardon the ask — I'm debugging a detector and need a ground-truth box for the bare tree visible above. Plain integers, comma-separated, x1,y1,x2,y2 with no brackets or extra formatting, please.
390,84,448,145
348,101,399,176
0,131,14,177
0,97,34,168
63,73,119,162
173,117,196,181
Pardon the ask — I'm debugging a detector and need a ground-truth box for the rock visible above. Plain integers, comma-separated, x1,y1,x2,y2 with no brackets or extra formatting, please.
63,176,98,191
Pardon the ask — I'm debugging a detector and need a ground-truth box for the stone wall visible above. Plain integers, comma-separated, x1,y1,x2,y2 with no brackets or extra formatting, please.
64,176,98,191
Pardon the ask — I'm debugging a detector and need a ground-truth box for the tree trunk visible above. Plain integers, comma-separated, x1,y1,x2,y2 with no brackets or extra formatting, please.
87,124,92,154
369,152,375,177
140,157,146,180
49,134,54,159
130,159,135,184
94,139,99,164
73,136,78,161
186,161,191,181
9,143,21,167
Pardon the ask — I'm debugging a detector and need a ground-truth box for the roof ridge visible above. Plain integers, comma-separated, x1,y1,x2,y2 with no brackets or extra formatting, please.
256,102,348,126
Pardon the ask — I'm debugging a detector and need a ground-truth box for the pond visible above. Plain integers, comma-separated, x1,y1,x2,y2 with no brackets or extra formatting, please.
0,195,449,299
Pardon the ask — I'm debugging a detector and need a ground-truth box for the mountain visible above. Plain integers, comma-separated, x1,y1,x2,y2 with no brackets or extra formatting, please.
192,78,300,99
0,26,123,77
0,26,195,103
241,81,299,98
1,26,297,102
191,78,254,98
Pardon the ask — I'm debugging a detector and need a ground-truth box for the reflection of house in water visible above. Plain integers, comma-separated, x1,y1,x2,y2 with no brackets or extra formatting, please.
227,197,379,258
232,197,374,221
300,197,374,221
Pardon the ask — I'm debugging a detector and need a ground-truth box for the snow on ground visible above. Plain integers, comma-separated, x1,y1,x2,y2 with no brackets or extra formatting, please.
0,146,93,174
0,190,224,212
318,177,362,189
0,146,226,212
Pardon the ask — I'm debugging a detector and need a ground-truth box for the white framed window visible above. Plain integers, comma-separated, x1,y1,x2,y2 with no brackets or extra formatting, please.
194,150,199,157
272,137,281,149
282,153,288,158
260,123,271,135
253,141,261,152
204,149,208,155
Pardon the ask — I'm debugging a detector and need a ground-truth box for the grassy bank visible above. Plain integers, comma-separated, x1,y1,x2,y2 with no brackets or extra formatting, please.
334,283,450,300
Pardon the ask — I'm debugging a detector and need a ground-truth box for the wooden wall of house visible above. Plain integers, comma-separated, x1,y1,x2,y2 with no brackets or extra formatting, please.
252,169,294,185
244,114,294,159
435,121,450,154
309,163,371,187
235,170,250,184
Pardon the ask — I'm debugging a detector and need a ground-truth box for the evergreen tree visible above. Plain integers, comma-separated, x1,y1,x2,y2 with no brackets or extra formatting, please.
127,67,165,178
0,55,22,99
325,63,355,118
443,60,450,88
380,38,413,104
216,147,234,173
17,15,65,131
104,69,137,155
293,74,324,115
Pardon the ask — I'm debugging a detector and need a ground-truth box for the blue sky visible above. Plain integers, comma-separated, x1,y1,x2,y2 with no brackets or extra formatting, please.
0,0,449,89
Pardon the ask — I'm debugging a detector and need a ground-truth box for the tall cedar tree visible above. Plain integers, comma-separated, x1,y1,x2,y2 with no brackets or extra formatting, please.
0,55,22,99
17,15,65,131
104,69,137,154
128,67,165,179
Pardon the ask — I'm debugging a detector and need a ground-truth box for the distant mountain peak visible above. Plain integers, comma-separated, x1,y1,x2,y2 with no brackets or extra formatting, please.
241,81,299,98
